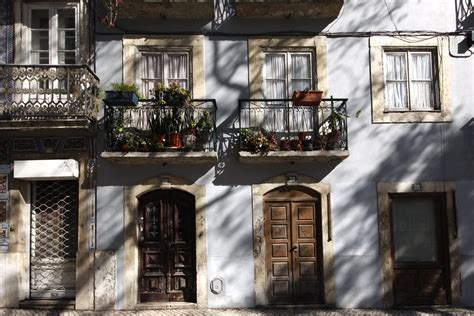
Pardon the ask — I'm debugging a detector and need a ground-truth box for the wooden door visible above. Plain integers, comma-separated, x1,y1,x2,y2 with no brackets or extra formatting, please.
139,190,196,303
265,200,322,304
390,194,451,306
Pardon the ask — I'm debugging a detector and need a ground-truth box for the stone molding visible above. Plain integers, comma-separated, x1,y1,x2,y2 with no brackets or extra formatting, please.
251,174,335,306
123,175,207,308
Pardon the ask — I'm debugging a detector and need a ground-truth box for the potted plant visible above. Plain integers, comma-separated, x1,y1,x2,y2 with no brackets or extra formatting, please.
292,89,323,106
240,128,271,154
104,82,140,106
195,110,214,150
155,82,191,107
325,108,345,150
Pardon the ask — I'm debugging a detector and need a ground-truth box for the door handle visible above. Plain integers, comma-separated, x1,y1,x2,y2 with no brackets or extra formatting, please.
290,244,298,252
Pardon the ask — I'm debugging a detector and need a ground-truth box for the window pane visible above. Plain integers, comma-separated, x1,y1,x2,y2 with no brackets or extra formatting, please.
291,79,312,93
291,54,310,79
410,82,432,109
167,54,188,88
58,9,75,29
385,82,408,109
31,10,49,29
59,51,76,65
410,53,432,80
266,80,286,99
392,198,439,263
385,53,407,80
265,54,285,80
141,54,163,98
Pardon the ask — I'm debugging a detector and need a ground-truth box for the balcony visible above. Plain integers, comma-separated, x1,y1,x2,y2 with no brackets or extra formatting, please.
120,0,214,20
238,97,349,163
101,99,218,165
234,0,343,19
0,64,99,132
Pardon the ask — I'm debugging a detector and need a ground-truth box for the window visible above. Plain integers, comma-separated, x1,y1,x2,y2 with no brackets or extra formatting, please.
139,51,190,98
28,5,78,64
264,52,313,99
383,50,439,111
369,36,451,123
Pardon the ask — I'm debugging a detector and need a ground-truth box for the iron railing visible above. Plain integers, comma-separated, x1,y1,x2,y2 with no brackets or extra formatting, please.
238,98,349,151
104,99,217,152
0,64,99,120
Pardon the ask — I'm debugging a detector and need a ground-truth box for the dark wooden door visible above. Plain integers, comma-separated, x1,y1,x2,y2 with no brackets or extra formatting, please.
390,194,451,306
265,200,322,304
139,190,196,303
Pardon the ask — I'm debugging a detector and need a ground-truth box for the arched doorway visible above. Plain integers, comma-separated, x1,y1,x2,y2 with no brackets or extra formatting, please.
138,189,196,303
263,186,324,304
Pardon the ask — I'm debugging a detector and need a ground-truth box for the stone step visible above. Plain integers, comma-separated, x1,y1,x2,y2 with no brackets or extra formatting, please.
19,299,75,310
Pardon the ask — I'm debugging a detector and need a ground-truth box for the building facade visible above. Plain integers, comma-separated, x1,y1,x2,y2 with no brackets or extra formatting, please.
0,0,473,310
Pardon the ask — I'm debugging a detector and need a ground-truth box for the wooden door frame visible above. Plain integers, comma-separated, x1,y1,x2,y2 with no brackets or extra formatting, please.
252,174,335,306
377,182,461,307
123,175,207,309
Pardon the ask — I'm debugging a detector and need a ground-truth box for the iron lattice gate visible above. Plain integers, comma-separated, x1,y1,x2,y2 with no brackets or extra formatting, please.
30,181,78,299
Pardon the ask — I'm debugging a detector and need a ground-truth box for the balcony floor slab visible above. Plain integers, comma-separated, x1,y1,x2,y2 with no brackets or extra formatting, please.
239,150,349,164
101,151,218,165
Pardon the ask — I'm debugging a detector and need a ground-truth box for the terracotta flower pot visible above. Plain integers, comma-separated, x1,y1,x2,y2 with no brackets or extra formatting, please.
168,133,182,148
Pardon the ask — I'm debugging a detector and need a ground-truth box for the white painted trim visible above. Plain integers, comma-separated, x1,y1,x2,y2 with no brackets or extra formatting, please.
13,159,79,180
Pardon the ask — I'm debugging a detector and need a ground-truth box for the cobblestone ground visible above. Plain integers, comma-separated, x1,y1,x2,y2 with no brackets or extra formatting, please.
1,308,474,316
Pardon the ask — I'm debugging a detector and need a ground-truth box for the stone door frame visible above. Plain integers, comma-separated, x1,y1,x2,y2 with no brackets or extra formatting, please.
252,174,336,306
123,175,207,308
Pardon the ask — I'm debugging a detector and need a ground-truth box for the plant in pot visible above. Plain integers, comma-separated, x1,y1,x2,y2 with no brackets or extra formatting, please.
149,110,167,147
104,82,140,106
325,108,346,150
195,110,214,151
167,112,184,148
155,82,191,107
240,128,271,154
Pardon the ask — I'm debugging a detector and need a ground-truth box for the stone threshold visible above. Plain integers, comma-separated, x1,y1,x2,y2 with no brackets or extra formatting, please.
19,299,75,310
135,302,198,310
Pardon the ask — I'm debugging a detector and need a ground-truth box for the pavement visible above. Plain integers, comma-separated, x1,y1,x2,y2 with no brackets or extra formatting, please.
1,308,474,316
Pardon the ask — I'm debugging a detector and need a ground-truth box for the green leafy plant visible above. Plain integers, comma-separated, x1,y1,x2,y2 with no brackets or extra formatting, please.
110,82,141,98
155,81,191,107
240,128,271,154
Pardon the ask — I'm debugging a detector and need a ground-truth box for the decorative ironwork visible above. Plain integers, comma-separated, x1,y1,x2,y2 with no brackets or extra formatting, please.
13,138,38,152
30,181,78,299
0,64,99,120
104,99,218,152
238,98,349,151
63,137,87,151
0,200,7,222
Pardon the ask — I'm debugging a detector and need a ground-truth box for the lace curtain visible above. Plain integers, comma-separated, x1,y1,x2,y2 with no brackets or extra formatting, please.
384,52,433,110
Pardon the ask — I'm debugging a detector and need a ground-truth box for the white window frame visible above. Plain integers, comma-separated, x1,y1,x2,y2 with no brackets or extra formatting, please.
25,4,79,64
383,49,439,112
138,49,191,99
263,50,314,99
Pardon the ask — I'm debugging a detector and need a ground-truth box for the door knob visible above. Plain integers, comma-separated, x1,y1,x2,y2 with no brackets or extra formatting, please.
290,244,298,252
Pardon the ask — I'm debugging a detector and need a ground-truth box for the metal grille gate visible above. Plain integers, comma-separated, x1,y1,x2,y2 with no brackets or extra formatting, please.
30,181,78,299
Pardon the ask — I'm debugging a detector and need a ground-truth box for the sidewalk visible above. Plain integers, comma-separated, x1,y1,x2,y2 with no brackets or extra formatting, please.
1,308,474,316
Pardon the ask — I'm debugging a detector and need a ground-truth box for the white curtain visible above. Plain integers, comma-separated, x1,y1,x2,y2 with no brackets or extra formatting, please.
291,54,311,92
167,54,188,89
410,53,432,109
265,54,286,99
141,54,163,98
384,53,408,109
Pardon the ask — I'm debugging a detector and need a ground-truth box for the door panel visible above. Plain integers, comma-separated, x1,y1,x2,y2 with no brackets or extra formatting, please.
139,190,196,303
265,200,322,305
390,194,450,306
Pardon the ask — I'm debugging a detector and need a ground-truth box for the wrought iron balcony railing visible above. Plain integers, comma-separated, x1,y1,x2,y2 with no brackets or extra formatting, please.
104,99,217,153
238,98,348,153
0,64,99,121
